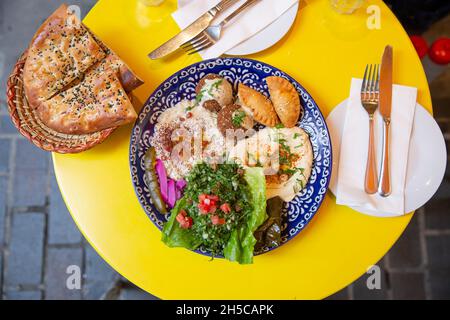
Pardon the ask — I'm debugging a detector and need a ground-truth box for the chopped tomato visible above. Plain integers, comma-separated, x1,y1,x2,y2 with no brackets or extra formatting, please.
180,217,193,229
176,210,193,229
211,215,226,225
198,203,210,215
198,194,219,214
208,195,220,202
220,203,231,214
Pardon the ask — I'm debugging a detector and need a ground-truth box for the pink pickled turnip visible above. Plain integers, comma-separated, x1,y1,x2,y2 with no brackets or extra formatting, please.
155,159,168,203
167,179,176,208
175,179,187,200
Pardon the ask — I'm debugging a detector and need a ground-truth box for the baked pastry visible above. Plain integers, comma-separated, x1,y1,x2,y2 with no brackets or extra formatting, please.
36,70,136,134
237,83,279,127
266,76,301,128
22,4,143,136
196,74,233,107
87,29,143,93
23,4,105,105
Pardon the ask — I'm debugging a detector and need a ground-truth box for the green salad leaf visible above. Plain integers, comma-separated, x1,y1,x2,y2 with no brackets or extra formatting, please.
223,167,267,264
161,197,202,250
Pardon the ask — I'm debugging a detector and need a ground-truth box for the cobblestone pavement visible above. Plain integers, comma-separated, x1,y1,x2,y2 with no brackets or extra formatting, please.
0,1,449,300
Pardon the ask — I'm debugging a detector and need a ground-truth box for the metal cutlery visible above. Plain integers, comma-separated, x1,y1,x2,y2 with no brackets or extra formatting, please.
378,45,393,197
148,0,238,59
181,0,261,55
361,64,380,194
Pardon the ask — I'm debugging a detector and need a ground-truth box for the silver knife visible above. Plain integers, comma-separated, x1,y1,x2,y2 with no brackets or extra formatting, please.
149,0,238,59
378,45,393,197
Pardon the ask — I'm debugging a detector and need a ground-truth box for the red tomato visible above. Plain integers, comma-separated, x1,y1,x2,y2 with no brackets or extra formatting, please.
176,213,185,224
198,203,210,215
429,38,450,65
208,195,220,202
176,211,193,229
180,217,193,229
209,205,217,213
197,194,219,214
410,35,428,59
220,203,231,214
211,215,226,225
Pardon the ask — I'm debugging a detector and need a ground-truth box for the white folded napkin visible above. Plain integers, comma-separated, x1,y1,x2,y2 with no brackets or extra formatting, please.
173,0,299,60
335,78,417,216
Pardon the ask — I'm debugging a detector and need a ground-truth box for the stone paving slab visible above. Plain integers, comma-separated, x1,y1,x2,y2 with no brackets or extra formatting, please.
48,172,82,245
119,284,158,301
390,272,427,300
4,290,42,300
45,247,83,300
0,138,10,173
4,213,45,287
0,176,7,246
388,214,422,269
0,115,18,135
12,168,48,208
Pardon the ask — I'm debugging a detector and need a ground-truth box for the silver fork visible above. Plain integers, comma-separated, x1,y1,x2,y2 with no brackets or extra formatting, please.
181,0,261,55
361,64,380,194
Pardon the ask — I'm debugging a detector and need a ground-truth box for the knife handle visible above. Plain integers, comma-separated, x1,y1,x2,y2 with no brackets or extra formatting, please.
221,0,260,26
365,115,378,194
379,119,391,197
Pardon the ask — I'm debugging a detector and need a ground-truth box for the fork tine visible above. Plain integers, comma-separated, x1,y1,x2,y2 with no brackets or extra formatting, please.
181,33,207,50
186,37,210,51
181,37,206,51
361,64,369,94
187,39,212,55
367,64,373,94
374,64,380,92
371,64,378,94
187,42,212,55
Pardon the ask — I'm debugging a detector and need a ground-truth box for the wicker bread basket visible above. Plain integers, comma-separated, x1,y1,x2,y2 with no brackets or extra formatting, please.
6,52,116,154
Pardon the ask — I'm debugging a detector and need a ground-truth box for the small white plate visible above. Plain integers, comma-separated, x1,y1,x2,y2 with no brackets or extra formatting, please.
327,99,447,217
178,0,299,56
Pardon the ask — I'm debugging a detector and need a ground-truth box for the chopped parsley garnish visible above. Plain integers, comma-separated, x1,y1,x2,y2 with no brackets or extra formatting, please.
275,123,285,129
211,79,223,91
196,79,223,103
231,110,246,127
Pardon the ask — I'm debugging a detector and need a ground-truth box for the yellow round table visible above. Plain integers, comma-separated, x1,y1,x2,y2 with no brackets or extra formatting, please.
53,0,431,299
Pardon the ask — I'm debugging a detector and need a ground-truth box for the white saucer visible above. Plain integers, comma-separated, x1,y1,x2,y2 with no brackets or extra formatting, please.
327,99,447,217
178,0,299,56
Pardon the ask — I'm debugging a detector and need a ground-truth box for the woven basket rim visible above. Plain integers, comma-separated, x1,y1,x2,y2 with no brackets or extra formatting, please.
6,52,116,154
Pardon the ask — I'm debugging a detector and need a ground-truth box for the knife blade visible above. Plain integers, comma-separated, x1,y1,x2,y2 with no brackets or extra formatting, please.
148,0,236,60
379,45,393,120
378,45,393,197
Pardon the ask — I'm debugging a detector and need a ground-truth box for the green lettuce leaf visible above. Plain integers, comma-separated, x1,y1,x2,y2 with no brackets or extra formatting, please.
161,197,202,250
223,167,267,264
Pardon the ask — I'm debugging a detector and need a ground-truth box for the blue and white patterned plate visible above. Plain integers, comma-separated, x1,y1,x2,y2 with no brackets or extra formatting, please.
129,58,332,256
